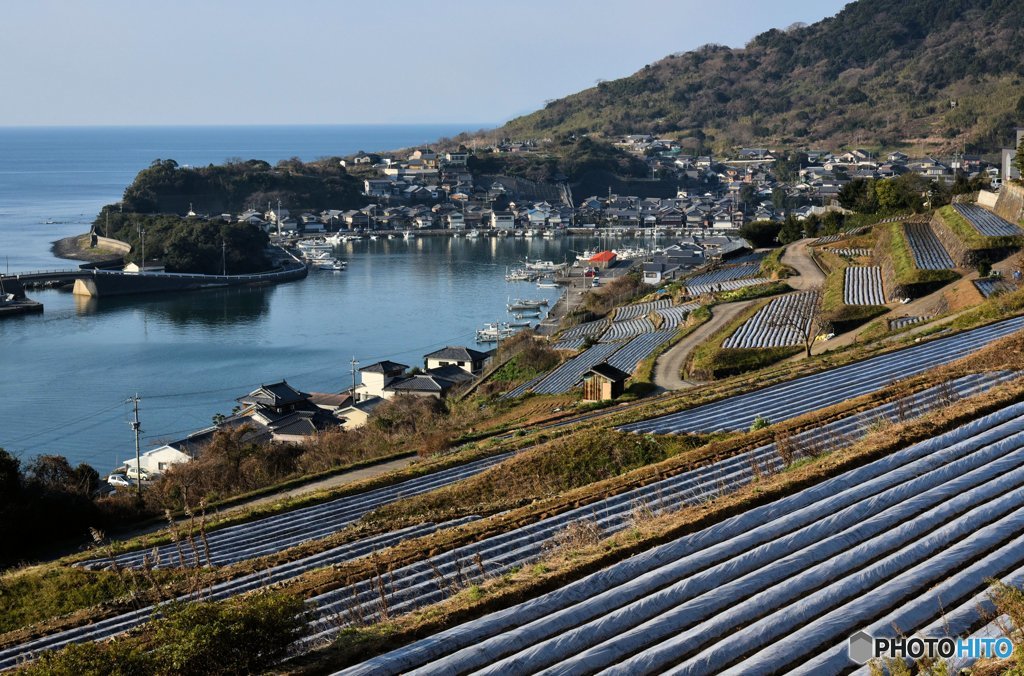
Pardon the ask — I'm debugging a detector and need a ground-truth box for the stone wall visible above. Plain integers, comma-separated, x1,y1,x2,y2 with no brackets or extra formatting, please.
993,182,1024,224
931,212,975,268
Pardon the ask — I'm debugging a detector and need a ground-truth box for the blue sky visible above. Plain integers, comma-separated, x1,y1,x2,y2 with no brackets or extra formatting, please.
1,1,850,127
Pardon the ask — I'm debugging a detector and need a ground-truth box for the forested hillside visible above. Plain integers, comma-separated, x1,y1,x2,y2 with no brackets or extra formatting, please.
119,157,366,215
500,0,1024,153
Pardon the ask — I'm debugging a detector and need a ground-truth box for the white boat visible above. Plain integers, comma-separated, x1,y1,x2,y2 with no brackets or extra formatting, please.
536,281,558,289
476,322,520,342
315,258,346,271
524,259,562,272
303,250,334,261
298,240,333,254
466,229,480,238
505,268,534,282
507,298,549,311
369,234,378,241
513,310,541,319
403,230,416,240
325,232,346,245
543,229,558,238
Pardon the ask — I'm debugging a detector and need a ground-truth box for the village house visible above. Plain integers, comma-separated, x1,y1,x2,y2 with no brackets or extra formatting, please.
354,361,409,402
423,346,492,375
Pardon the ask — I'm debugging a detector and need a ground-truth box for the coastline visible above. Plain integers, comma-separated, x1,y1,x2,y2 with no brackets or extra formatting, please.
50,233,124,265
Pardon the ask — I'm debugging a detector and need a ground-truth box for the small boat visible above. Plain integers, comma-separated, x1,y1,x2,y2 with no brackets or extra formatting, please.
513,311,541,319
466,230,480,238
543,229,558,239
525,259,562,271
536,281,558,289
507,298,549,311
509,320,533,328
403,230,416,240
369,235,378,241
315,258,346,271
505,268,534,282
476,322,520,342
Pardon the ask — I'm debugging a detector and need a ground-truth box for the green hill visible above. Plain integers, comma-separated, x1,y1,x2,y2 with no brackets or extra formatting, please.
499,0,1024,154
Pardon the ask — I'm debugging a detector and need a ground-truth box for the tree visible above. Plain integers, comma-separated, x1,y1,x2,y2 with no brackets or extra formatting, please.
767,290,824,358
1015,138,1024,181
739,219,782,247
778,215,803,245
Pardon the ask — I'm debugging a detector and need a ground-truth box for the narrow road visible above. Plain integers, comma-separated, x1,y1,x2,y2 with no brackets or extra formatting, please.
653,300,755,390
781,238,827,290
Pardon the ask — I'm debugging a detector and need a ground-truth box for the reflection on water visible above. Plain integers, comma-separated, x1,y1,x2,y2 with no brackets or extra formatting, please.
74,285,274,326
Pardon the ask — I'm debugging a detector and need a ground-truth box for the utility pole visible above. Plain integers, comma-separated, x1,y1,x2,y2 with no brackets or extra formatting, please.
222,239,227,276
129,394,142,502
350,356,359,395
277,198,283,237
140,228,146,272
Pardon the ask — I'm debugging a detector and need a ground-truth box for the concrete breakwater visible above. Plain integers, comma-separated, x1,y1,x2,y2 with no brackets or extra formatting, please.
71,263,308,297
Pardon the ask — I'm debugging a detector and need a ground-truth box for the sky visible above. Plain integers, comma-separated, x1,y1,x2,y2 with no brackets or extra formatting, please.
0,0,850,127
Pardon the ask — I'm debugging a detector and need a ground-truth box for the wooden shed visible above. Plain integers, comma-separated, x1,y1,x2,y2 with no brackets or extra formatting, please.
582,362,631,402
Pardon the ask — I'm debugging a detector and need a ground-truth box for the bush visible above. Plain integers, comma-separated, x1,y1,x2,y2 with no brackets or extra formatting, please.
20,591,306,676
739,220,782,247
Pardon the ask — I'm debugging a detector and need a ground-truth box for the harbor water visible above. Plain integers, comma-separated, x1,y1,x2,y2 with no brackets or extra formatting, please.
0,126,611,470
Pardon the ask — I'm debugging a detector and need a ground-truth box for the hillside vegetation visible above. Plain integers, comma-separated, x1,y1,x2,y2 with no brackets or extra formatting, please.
499,0,1024,153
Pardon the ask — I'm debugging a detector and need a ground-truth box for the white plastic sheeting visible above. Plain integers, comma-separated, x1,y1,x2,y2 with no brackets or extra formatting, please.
607,331,676,373
686,277,769,297
722,292,817,348
78,453,511,570
954,203,1023,237
600,318,655,342
530,343,622,395
621,314,1024,434
844,265,885,305
684,264,761,288
904,222,954,270
337,401,1024,676
614,299,671,321
655,303,700,329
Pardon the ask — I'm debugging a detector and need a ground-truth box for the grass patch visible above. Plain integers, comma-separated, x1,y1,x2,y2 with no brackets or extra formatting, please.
360,430,701,527
715,280,793,303
758,248,793,279
818,248,889,332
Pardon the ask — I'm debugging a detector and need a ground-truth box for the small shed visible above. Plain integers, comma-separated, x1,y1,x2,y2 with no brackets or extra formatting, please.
582,362,631,402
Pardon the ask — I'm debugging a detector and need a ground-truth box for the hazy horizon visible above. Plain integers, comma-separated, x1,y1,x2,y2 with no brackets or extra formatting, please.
2,1,849,127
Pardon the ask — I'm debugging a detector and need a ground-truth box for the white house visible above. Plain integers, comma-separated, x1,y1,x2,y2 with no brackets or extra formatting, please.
354,361,408,401
491,211,515,229
123,445,192,477
447,211,466,229
423,346,492,375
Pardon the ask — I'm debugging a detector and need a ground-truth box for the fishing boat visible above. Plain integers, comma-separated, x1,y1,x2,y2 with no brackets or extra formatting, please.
465,229,480,238
297,239,333,254
524,258,562,272
403,230,416,240
369,234,378,241
476,322,519,343
315,258,346,271
507,298,549,311
505,268,534,282
536,280,558,289
508,320,533,328
513,311,541,319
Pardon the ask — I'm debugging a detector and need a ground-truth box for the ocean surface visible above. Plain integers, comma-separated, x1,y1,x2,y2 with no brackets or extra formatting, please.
0,126,607,471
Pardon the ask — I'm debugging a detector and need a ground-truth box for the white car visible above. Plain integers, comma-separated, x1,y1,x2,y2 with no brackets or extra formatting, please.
107,473,131,487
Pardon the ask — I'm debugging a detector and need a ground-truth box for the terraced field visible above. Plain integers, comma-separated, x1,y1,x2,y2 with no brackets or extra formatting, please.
686,277,770,297
904,222,954,270
656,303,700,329
975,278,1018,298
620,315,1024,434
953,203,1024,237
340,394,1024,676
843,266,885,305
529,343,622,395
601,318,655,342
684,264,761,291
77,454,512,570
615,299,671,321
889,315,927,330
722,292,817,349
828,248,871,257
607,331,676,373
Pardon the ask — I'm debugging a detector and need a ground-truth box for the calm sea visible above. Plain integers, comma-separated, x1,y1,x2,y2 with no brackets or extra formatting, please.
0,126,605,471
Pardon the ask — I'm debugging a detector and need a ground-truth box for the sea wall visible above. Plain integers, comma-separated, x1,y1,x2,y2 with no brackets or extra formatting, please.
93,234,132,254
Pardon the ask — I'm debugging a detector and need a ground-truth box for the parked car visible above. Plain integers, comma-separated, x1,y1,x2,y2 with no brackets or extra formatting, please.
107,473,131,487
125,467,151,481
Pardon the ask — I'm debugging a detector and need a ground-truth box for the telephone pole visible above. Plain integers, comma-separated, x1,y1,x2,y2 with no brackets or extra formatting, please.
222,239,227,276
128,394,142,502
350,356,359,395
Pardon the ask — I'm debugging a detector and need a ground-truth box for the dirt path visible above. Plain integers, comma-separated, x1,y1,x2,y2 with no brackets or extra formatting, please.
781,239,826,290
653,300,754,390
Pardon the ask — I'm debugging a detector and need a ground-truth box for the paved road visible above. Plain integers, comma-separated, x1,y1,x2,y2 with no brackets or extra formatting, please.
781,239,827,290
653,300,755,390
